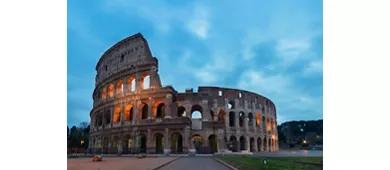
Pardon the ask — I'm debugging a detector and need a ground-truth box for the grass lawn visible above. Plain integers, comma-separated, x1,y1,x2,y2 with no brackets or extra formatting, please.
218,156,323,170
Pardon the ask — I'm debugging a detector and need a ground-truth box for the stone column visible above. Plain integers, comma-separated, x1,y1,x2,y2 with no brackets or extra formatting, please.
184,126,191,153
147,129,152,153
118,137,123,154
122,78,127,94
164,128,170,154
253,139,258,152
235,111,239,129
164,94,172,118
244,116,249,132
110,108,113,127
148,98,154,119
149,66,162,88
217,131,225,152
225,98,230,129
246,136,250,152
132,101,138,124
120,104,124,125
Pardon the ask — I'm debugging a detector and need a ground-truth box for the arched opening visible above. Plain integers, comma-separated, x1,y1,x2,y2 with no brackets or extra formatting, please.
239,112,245,127
116,80,123,95
257,137,262,152
124,104,133,121
137,133,147,153
229,136,238,152
218,110,226,121
139,103,148,120
154,133,164,154
255,113,261,126
101,88,107,100
267,118,271,132
104,111,111,125
263,138,267,152
108,84,114,98
248,112,253,126
268,139,271,152
229,111,235,127
192,134,203,153
113,107,121,123
191,105,203,119
127,77,136,92
112,136,119,153
228,101,234,109
208,135,218,153
103,137,109,154
123,135,132,154
171,133,183,153
250,137,255,152
262,116,266,131
270,118,274,131
239,136,246,151
271,139,274,152
154,101,165,118
141,75,150,89
97,114,103,126
177,106,186,117
210,110,215,120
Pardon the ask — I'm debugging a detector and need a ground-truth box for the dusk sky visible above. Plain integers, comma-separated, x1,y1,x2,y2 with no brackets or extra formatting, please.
67,0,323,127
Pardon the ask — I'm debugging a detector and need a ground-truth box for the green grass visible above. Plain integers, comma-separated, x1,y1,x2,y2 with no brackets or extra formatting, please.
218,157,323,170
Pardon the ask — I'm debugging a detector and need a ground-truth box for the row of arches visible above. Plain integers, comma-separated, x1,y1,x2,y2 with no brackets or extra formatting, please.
227,136,276,152
98,74,151,100
94,101,166,126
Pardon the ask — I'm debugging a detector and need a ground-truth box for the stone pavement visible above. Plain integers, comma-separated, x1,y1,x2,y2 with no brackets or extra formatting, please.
67,157,177,170
157,157,230,170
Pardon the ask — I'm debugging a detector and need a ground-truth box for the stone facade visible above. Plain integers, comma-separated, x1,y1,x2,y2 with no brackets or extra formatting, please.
88,33,279,154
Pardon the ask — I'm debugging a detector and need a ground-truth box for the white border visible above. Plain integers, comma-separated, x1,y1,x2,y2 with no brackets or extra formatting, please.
0,0,66,169
0,0,389,169
324,0,390,169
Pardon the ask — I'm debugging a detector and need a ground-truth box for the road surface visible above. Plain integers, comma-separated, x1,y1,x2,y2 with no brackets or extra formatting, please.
158,157,229,170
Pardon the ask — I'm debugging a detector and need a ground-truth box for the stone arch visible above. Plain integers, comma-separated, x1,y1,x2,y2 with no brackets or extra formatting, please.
124,104,133,121
177,106,186,117
250,137,255,152
192,134,203,153
218,109,226,121
229,136,238,152
113,107,121,123
228,101,235,109
267,117,271,131
103,137,109,154
268,138,272,152
154,133,164,154
137,133,147,153
248,112,254,126
101,87,107,100
255,113,261,126
139,102,148,120
116,80,124,95
257,137,262,152
108,84,114,98
229,111,235,127
112,136,120,153
123,134,132,154
96,113,103,127
127,77,136,92
239,111,245,127
141,74,150,89
262,116,266,131
239,136,246,151
104,110,111,125
191,104,203,119
271,138,274,152
208,134,218,153
153,101,165,118
171,132,183,153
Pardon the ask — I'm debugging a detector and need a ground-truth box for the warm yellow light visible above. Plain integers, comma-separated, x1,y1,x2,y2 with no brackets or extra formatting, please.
303,140,307,144
80,140,84,145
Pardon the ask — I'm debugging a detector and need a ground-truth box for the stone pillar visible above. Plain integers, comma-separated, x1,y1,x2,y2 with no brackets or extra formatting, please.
120,104,124,125
164,94,172,118
132,101,138,124
244,116,249,132
253,139,258,152
150,66,162,88
246,136,250,152
122,78,127,94
147,129,152,153
118,138,123,154
164,128,170,154
224,99,229,129
184,126,191,153
148,99,154,119
235,111,239,129
110,108,113,127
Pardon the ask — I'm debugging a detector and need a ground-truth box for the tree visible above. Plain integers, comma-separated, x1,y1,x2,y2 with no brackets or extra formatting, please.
67,126,69,139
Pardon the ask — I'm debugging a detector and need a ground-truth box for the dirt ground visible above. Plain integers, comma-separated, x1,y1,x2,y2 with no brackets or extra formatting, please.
67,157,177,170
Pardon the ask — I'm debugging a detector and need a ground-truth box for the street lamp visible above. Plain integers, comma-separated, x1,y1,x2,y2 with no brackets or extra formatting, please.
303,140,307,144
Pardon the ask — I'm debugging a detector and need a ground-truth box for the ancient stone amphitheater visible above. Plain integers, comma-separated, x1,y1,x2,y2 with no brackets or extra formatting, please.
89,33,278,154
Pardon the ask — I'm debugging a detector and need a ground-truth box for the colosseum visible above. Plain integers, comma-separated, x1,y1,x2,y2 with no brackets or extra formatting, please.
89,33,279,155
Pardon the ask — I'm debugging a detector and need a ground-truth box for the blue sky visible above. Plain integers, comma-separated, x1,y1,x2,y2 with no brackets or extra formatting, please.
67,0,323,127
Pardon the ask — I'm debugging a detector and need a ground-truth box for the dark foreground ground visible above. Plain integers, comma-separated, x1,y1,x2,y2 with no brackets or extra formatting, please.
218,157,323,170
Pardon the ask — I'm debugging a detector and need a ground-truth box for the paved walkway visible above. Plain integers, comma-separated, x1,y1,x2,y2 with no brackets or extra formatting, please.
157,157,229,170
67,157,177,170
